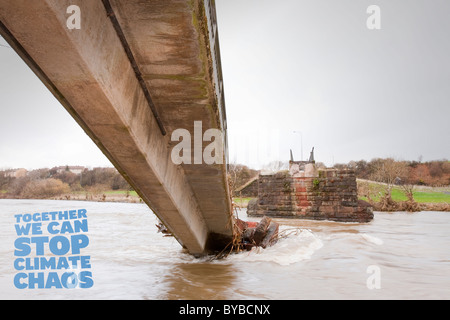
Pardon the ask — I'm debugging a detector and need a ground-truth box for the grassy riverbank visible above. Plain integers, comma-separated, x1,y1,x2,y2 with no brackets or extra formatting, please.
357,179,450,203
60,189,142,203
359,187,450,203
0,189,143,203
233,197,254,208
233,181,450,212
3,183,449,210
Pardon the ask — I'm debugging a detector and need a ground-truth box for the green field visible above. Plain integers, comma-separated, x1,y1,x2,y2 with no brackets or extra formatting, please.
233,197,254,207
103,190,138,197
235,185,450,206
360,186,450,203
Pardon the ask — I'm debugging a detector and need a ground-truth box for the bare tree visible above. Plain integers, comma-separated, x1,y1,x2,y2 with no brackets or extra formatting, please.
398,165,420,212
357,180,374,204
228,163,258,197
371,158,407,194
370,158,408,211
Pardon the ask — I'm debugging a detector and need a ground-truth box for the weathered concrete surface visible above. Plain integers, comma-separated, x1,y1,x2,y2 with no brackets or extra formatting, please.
0,0,233,255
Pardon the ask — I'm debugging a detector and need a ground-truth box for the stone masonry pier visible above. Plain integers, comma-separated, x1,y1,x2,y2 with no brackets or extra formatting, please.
248,163,373,223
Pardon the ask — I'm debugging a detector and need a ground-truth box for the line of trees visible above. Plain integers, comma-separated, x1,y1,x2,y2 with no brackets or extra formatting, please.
335,158,450,187
0,167,131,199
337,158,449,211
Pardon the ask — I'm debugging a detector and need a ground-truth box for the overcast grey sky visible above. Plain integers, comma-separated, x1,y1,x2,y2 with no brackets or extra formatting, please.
216,0,450,168
0,35,111,170
0,37,111,170
1,0,449,170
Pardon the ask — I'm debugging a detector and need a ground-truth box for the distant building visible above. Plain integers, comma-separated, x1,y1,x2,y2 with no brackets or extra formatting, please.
4,168,28,178
55,166,85,175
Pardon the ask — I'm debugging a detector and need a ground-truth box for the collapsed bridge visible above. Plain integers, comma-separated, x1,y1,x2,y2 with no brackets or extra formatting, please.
0,0,233,255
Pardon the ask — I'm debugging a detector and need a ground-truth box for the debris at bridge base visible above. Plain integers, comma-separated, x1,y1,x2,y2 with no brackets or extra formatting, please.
156,221,173,237
207,216,280,260
156,216,279,259
236,216,279,251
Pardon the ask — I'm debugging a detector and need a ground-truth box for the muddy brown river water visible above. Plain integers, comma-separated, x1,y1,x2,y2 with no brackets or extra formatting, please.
1,199,449,299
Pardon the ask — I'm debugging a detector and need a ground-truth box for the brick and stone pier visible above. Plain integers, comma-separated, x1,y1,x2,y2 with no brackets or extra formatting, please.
247,162,373,223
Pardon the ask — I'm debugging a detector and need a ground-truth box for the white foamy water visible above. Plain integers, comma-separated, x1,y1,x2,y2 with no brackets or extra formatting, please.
1,200,449,299
224,228,323,266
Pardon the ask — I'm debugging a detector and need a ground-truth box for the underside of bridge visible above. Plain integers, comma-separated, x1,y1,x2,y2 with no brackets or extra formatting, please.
0,0,233,255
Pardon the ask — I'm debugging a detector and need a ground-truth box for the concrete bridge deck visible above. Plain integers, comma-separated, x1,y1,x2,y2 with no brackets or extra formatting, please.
0,0,233,255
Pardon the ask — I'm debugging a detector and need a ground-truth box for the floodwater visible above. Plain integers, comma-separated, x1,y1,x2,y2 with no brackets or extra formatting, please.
0,199,449,300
